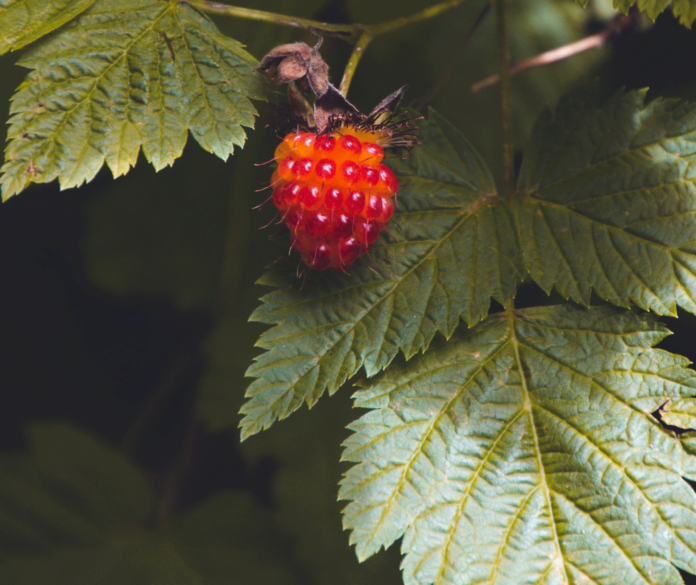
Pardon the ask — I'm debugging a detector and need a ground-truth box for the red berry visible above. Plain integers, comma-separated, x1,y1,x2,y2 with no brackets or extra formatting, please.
299,184,323,210
305,209,332,237
278,156,297,180
362,142,384,164
361,165,380,187
339,135,362,158
345,190,366,214
354,216,381,245
268,129,401,270
341,161,360,184
332,212,354,239
315,135,336,153
378,164,399,195
365,194,383,220
307,242,332,270
296,158,314,177
324,187,344,210
315,159,336,180
378,196,394,222
338,236,363,266
295,133,316,157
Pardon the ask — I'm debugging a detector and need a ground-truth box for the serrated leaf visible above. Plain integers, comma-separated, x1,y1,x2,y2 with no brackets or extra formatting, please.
573,0,696,27
0,0,264,200
662,397,696,429
516,87,696,317
0,0,96,54
238,110,523,439
0,422,302,584
341,304,696,585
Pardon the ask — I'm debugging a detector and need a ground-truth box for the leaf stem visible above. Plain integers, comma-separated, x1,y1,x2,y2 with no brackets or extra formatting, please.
496,0,515,197
339,31,374,96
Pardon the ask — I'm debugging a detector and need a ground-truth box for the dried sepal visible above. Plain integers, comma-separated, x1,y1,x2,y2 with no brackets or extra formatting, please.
257,40,419,144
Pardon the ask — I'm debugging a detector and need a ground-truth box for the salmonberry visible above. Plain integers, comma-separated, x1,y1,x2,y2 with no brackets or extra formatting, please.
270,127,400,270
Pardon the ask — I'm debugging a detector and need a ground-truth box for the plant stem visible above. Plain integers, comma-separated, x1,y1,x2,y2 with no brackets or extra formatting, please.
339,31,374,96
496,0,515,198
472,13,635,93
184,0,357,38
185,0,474,41
368,0,472,35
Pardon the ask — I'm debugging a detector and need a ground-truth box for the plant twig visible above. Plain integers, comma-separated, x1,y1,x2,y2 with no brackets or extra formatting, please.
497,0,514,197
412,3,490,110
185,0,474,42
339,31,374,96
184,0,357,38
368,0,473,35
472,13,635,93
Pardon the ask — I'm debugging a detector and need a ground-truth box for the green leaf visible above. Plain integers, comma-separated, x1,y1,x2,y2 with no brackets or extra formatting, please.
341,304,696,584
0,423,302,584
0,0,264,200
238,110,523,439
662,397,696,429
573,0,696,27
516,87,696,317
0,0,96,54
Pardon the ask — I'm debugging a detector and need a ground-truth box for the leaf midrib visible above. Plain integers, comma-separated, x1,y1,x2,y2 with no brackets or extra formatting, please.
508,308,569,584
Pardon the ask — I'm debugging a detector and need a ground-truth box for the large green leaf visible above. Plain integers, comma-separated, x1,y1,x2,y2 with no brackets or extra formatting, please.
341,304,696,585
0,423,302,584
0,0,96,54
238,110,523,439
516,87,696,317
0,0,264,200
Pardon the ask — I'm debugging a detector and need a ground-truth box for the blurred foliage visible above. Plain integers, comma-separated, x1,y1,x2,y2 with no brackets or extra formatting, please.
0,423,304,584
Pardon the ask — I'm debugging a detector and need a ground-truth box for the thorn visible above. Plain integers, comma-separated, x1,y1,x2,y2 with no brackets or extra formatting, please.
254,157,277,166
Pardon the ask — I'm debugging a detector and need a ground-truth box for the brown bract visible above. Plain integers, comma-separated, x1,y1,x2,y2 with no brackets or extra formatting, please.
256,39,419,150
255,39,358,133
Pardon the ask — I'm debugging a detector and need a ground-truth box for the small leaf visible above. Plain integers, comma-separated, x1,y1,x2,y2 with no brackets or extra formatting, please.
238,110,523,439
516,86,696,317
0,0,95,54
0,423,303,584
341,304,696,585
0,0,265,200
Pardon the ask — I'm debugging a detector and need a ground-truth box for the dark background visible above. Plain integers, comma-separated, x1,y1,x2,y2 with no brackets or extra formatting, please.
1,0,696,583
